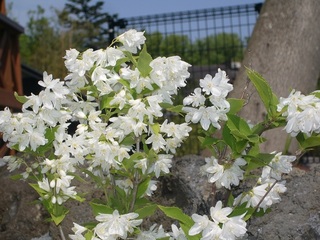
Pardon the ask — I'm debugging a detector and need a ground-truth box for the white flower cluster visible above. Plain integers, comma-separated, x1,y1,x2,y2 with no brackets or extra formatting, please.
70,210,142,240
1,28,307,240
189,201,247,240
201,156,246,189
183,69,233,130
0,29,193,207
277,90,320,136
70,213,188,240
235,152,295,212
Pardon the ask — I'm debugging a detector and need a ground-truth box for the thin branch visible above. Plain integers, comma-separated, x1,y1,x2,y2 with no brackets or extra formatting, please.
253,180,278,214
59,225,66,240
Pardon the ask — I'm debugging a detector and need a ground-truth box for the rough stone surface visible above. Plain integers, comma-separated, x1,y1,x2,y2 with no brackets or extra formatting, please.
247,163,320,240
0,155,320,239
0,167,50,240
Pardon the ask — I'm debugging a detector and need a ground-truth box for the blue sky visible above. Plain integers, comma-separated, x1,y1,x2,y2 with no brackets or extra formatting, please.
9,0,263,27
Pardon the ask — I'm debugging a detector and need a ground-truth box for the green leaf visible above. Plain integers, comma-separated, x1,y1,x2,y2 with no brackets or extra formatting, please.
90,202,114,216
311,90,320,99
222,125,237,152
135,204,157,219
137,178,151,198
158,205,199,240
100,93,115,110
123,51,137,67
157,205,193,226
114,57,130,72
51,211,68,225
227,114,252,136
199,136,220,147
84,230,94,240
228,205,253,219
14,91,28,104
160,103,183,114
10,174,23,180
29,183,48,195
119,133,135,146
224,114,254,154
227,98,245,114
73,195,86,203
246,68,279,116
43,201,69,225
245,153,275,172
118,78,131,89
227,193,235,207
137,44,153,77
296,133,320,149
151,123,160,134
35,126,58,155
121,152,145,172
246,134,262,144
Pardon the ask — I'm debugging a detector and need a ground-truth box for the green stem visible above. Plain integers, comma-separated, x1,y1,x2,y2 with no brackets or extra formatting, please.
129,138,141,212
129,171,139,212
283,135,292,154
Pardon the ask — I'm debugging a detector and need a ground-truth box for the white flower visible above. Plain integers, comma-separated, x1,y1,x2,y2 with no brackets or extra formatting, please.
146,95,163,119
91,66,110,84
244,183,268,211
94,210,142,239
145,132,167,152
199,69,233,97
200,221,222,240
201,157,224,183
118,29,146,54
277,90,320,136
133,121,148,137
115,178,134,195
121,67,153,94
150,56,190,98
160,119,192,141
105,47,125,66
134,158,148,174
190,201,247,240
0,107,12,125
202,157,245,189
210,200,232,224
183,106,222,130
261,152,296,181
183,88,206,107
144,180,158,197
69,223,87,240
128,99,149,122
267,180,287,204
217,158,246,189
64,48,80,70
23,93,42,113
26,127,47,151
137,224,169,239
221,214,247,240
109,89,128,110
152,154,173,178
189,214,212,236
38,177,51,192
38,72,69,99
169,224,187,240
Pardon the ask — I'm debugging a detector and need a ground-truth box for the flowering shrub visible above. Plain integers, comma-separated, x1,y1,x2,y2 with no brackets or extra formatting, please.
1,29,320,239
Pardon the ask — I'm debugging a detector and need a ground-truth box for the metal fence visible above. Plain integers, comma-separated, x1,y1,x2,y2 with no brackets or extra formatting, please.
114,3,262,88
112,3,263,155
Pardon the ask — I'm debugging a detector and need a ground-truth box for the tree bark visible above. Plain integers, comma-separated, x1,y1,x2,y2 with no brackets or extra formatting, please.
231,0,320,153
